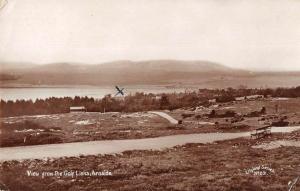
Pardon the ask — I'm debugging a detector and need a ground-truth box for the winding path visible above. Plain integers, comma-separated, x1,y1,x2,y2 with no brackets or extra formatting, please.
149,111,178,124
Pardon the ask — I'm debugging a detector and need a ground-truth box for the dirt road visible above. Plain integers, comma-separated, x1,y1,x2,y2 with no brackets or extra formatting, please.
1,126,300,161
149,111,178,124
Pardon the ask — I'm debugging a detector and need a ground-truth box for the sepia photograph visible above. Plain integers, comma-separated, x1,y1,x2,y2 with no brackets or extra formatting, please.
0,0,300,190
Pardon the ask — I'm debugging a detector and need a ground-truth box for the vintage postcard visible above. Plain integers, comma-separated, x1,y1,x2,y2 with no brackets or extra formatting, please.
0,0,300,190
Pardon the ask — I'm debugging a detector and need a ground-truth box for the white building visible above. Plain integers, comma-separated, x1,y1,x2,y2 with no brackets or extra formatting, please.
70,106,86,112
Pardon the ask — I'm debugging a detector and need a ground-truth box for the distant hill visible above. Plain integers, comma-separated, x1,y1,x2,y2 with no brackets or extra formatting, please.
0,73,19,81
0,60,299,88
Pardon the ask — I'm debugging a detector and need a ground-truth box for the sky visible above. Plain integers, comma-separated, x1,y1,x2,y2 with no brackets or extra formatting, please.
0,0,300,71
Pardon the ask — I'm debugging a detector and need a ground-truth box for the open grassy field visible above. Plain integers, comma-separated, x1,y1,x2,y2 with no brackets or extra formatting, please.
1,97,300,147
0,98,300,190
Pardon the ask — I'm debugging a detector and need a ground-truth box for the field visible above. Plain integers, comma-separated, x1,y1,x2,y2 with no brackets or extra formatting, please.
1,97,300,190
1,97,300,147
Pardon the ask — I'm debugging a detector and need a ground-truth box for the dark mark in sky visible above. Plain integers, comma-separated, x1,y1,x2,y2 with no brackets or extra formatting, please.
115,85,125,96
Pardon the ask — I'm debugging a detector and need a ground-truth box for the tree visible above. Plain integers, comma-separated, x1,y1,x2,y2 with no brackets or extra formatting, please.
260,107,266,114
160,94,170,109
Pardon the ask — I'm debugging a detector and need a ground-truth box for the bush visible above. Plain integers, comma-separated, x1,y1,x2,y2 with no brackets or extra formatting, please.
181,113,194,118
271,120,289,127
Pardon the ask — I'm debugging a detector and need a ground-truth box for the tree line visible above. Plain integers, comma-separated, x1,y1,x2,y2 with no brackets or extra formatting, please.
1,86,300,117
0,92,208,117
